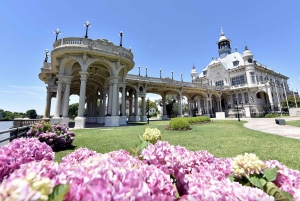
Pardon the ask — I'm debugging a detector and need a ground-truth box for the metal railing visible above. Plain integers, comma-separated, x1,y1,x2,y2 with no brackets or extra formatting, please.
0,125,31,144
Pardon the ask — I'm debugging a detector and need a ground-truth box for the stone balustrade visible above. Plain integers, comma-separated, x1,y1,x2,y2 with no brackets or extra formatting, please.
126,74,227,90
53,37,133,60
13,118,50,128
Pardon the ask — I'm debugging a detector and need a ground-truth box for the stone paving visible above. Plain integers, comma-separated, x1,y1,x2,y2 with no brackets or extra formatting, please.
242,117,300,140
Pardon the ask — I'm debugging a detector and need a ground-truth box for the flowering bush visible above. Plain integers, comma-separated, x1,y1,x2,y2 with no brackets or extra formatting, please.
142,127,161,144
0,138,54,182
229,153,294,200
27,122,75,151
1,136,300,200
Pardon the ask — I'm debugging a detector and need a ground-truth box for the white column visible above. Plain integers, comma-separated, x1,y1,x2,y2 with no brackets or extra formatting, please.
54,80,63,117
219,99,222,112
98,96,102,117
110,78,118,116
101,94,106,116
122,86,126,116
129,99,133,116
267,86,274,111
134,95,139,116
77,72,88,117
44,89,52,118
62,81,71,117
142,97,145,117
163,97,167,115
177,95,182,116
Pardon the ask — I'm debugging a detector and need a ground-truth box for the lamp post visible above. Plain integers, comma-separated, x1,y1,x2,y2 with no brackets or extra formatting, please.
145,67,148,77
171,71,173,80
53,29,61,41
83,21,91,38
181,73,183,82
160,69,162,78
241,101,244,118
44,49,49,62
119,31,123,46
147,98,150,124
235,98,240,121
138,66,141,76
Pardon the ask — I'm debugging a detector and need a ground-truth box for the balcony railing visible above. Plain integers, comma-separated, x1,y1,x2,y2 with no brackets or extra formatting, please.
126,74,227,90
53,37,133,60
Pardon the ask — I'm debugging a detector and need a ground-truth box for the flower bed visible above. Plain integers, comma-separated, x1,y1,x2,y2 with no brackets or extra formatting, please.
27,122,75,150
0,138,300,200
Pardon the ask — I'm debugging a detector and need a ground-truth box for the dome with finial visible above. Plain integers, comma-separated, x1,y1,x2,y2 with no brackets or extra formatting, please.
243,45,253,57
218,27,231,43
191,64,198,76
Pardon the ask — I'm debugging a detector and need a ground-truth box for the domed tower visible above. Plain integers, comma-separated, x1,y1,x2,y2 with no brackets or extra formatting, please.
217,27,231,58
242,45,256,86
190,65,198,81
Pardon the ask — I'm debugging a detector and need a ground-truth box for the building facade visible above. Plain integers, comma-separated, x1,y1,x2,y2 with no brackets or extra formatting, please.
38,28,291,128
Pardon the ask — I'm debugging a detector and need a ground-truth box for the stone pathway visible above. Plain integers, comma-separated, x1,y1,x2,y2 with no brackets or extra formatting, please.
243,117,300,140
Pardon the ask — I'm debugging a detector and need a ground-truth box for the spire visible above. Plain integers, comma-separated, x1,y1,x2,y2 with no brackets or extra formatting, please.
220,27,224,36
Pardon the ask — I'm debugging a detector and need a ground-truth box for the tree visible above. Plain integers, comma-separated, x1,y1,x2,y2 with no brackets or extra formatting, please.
281,95,300,110
68,103,79,120
138,100,158,112
155,95,177,115
26,109,37,119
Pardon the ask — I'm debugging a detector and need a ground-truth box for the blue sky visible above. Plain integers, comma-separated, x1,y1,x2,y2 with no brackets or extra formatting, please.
0,0,300,115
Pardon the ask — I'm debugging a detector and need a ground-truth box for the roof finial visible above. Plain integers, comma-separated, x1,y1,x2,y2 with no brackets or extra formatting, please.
244,41,248,50
212,56,214,60
235,47,237,52
220,26,224,36
192,62,195,69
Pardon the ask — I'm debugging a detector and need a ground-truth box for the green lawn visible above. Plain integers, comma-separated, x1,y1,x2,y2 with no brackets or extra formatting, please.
286,120,300,127
55,120,300,171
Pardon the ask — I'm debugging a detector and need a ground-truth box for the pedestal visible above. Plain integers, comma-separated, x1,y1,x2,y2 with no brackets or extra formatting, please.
61,117,70,125
90,117,97,123
74,117,86,129
140,115,147,122
202,114,211,118
162,115,168,120
119,116,127,125
177,114,184,117
128,116,140,122
105,116,120,127
97,117,106,124
51,117,62,125
215,112,225,119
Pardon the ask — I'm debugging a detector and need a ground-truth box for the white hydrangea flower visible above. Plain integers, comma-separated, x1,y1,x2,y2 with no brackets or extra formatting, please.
143,128,162,144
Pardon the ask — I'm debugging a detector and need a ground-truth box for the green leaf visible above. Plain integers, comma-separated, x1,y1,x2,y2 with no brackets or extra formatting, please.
136,140,149,154
281,190,294,201
48,184,70,201
228,174,235,182
263,168,278,182
264,181,290,201
249,175,264,189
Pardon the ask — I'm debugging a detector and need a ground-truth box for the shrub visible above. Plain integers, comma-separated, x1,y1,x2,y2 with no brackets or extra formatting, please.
27,123,75,151
264,113,289,118
169,118,190,130
186,116,210,124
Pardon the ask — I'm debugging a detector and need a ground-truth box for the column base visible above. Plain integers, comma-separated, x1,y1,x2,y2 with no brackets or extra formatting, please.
51,117,63,125
105,116,120,127
140,115,147,122
90,117,97,123
203,114,211,118
119,116,127,125
128,116,140,122
97,117,106,123
177,115,184,117
74,117,86,129
61,117,70,125
162,115,168,120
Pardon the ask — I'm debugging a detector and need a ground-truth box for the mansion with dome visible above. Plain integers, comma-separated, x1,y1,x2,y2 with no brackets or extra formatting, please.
39,27,291,128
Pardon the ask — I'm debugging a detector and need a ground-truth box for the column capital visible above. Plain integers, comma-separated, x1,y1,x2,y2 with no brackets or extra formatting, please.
108,76,119,84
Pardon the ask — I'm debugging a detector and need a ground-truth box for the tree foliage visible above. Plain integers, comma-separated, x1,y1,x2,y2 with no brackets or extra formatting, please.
138,100,158,112
280,95,300,109
155,95,188,115
0,109,27,121
26,109,37,119
68,103,79,120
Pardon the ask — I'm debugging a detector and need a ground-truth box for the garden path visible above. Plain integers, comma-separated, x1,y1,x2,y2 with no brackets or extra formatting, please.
243,117,300,140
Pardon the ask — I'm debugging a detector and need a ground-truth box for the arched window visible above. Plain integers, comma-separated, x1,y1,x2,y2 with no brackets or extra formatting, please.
238,93,242,103
244,92,249,103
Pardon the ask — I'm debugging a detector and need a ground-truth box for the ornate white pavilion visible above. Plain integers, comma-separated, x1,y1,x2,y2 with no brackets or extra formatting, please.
39,28,291,128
